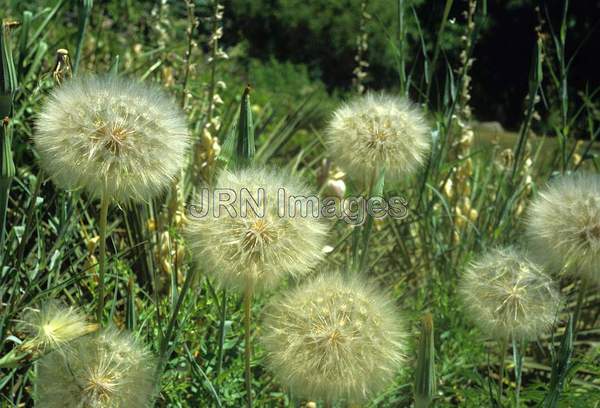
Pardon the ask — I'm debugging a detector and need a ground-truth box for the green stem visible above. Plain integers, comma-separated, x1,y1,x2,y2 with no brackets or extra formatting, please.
0,347,30,368
96,191,109,323
513,336,524,408
498,335,509,402
572,279,588,337
15,170,43,268
155,259,197,385
424,0,454,105
73,0,93,75
244,285,253,408
357,167,385,274
216,289,227,380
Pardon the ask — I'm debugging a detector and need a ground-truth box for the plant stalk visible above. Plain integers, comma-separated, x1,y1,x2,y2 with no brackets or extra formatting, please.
498,335,509,402
513,336,524,408
572,279,588,337
0,20,18,266
216,289,227,379
96,191,109,322
73,0,93,75
244,285,253,408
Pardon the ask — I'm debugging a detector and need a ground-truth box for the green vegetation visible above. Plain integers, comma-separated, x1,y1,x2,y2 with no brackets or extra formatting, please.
0,0,598,407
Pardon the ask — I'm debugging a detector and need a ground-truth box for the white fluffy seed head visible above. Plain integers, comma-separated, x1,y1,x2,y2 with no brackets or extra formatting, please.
186,167,329,293
460,247,561,341
33,76,189,202
326,93,430,183
260,274,407,403
526,172,600,284
18,301,98,354
35,328,156,408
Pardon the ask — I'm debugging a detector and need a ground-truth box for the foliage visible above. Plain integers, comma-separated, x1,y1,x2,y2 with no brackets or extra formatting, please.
0,0,599,407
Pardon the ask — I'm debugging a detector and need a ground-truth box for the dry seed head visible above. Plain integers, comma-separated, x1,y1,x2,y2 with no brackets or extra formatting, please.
260,274,407,403
35,327,156,408
18,301,98,354
33,76,189,202
186,167,329,293
460,247,560,340
526,173,600,284
327,93,430,183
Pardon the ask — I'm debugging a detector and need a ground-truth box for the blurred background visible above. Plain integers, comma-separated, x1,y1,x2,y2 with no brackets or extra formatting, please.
7,0,599,133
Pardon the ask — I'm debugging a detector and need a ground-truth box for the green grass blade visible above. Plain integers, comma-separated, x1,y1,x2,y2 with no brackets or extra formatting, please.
415,313,436,408
73,0,93,75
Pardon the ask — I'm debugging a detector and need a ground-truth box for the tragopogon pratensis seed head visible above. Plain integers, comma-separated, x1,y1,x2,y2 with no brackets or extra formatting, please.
36,328,156,408
34,76,189,202
526,173,600,284
18,301,98,354
186,167,329,292
460,248,560,340
326,93,430,183
260,274,406,403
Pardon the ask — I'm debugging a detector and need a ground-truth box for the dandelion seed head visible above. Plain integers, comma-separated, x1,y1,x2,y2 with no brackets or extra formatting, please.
18,301,98,353
186,167,329,293
526,173,600,284
35,328,156,408
33,76,189,202
260,274,406,403
460,248,560,340
326,93,430,183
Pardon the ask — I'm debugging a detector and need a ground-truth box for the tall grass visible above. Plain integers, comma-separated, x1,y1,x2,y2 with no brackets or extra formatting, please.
0,0,598,407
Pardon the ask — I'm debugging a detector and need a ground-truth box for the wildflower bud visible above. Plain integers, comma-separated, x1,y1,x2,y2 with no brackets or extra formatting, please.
443,179,453,198
452,231,460,244
86,235,100,253
454,207,465,228
468,208,478,222
147,218,156,232
0,302,98,368
322,178,346,199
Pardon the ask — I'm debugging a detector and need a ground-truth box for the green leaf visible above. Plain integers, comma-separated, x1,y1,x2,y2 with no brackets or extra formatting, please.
0,20,18,116
221,85,255,169
542,315,575,408
415,313,436,408
0,19,18,264
74,0,93,75
16,11,32,71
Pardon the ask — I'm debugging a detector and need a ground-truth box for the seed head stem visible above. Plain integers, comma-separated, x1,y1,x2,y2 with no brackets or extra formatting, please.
244,285,253,408
498,335,509,402
96,191,109,323
572,278,589,338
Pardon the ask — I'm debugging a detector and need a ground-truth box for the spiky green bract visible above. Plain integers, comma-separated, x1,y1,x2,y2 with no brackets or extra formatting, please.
18,301,98,354
326,93,430,183
33,76,189,202
260,274,406,403
186,167,329,293
526,173,600,284
35,327,156,408
460,248,560,341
